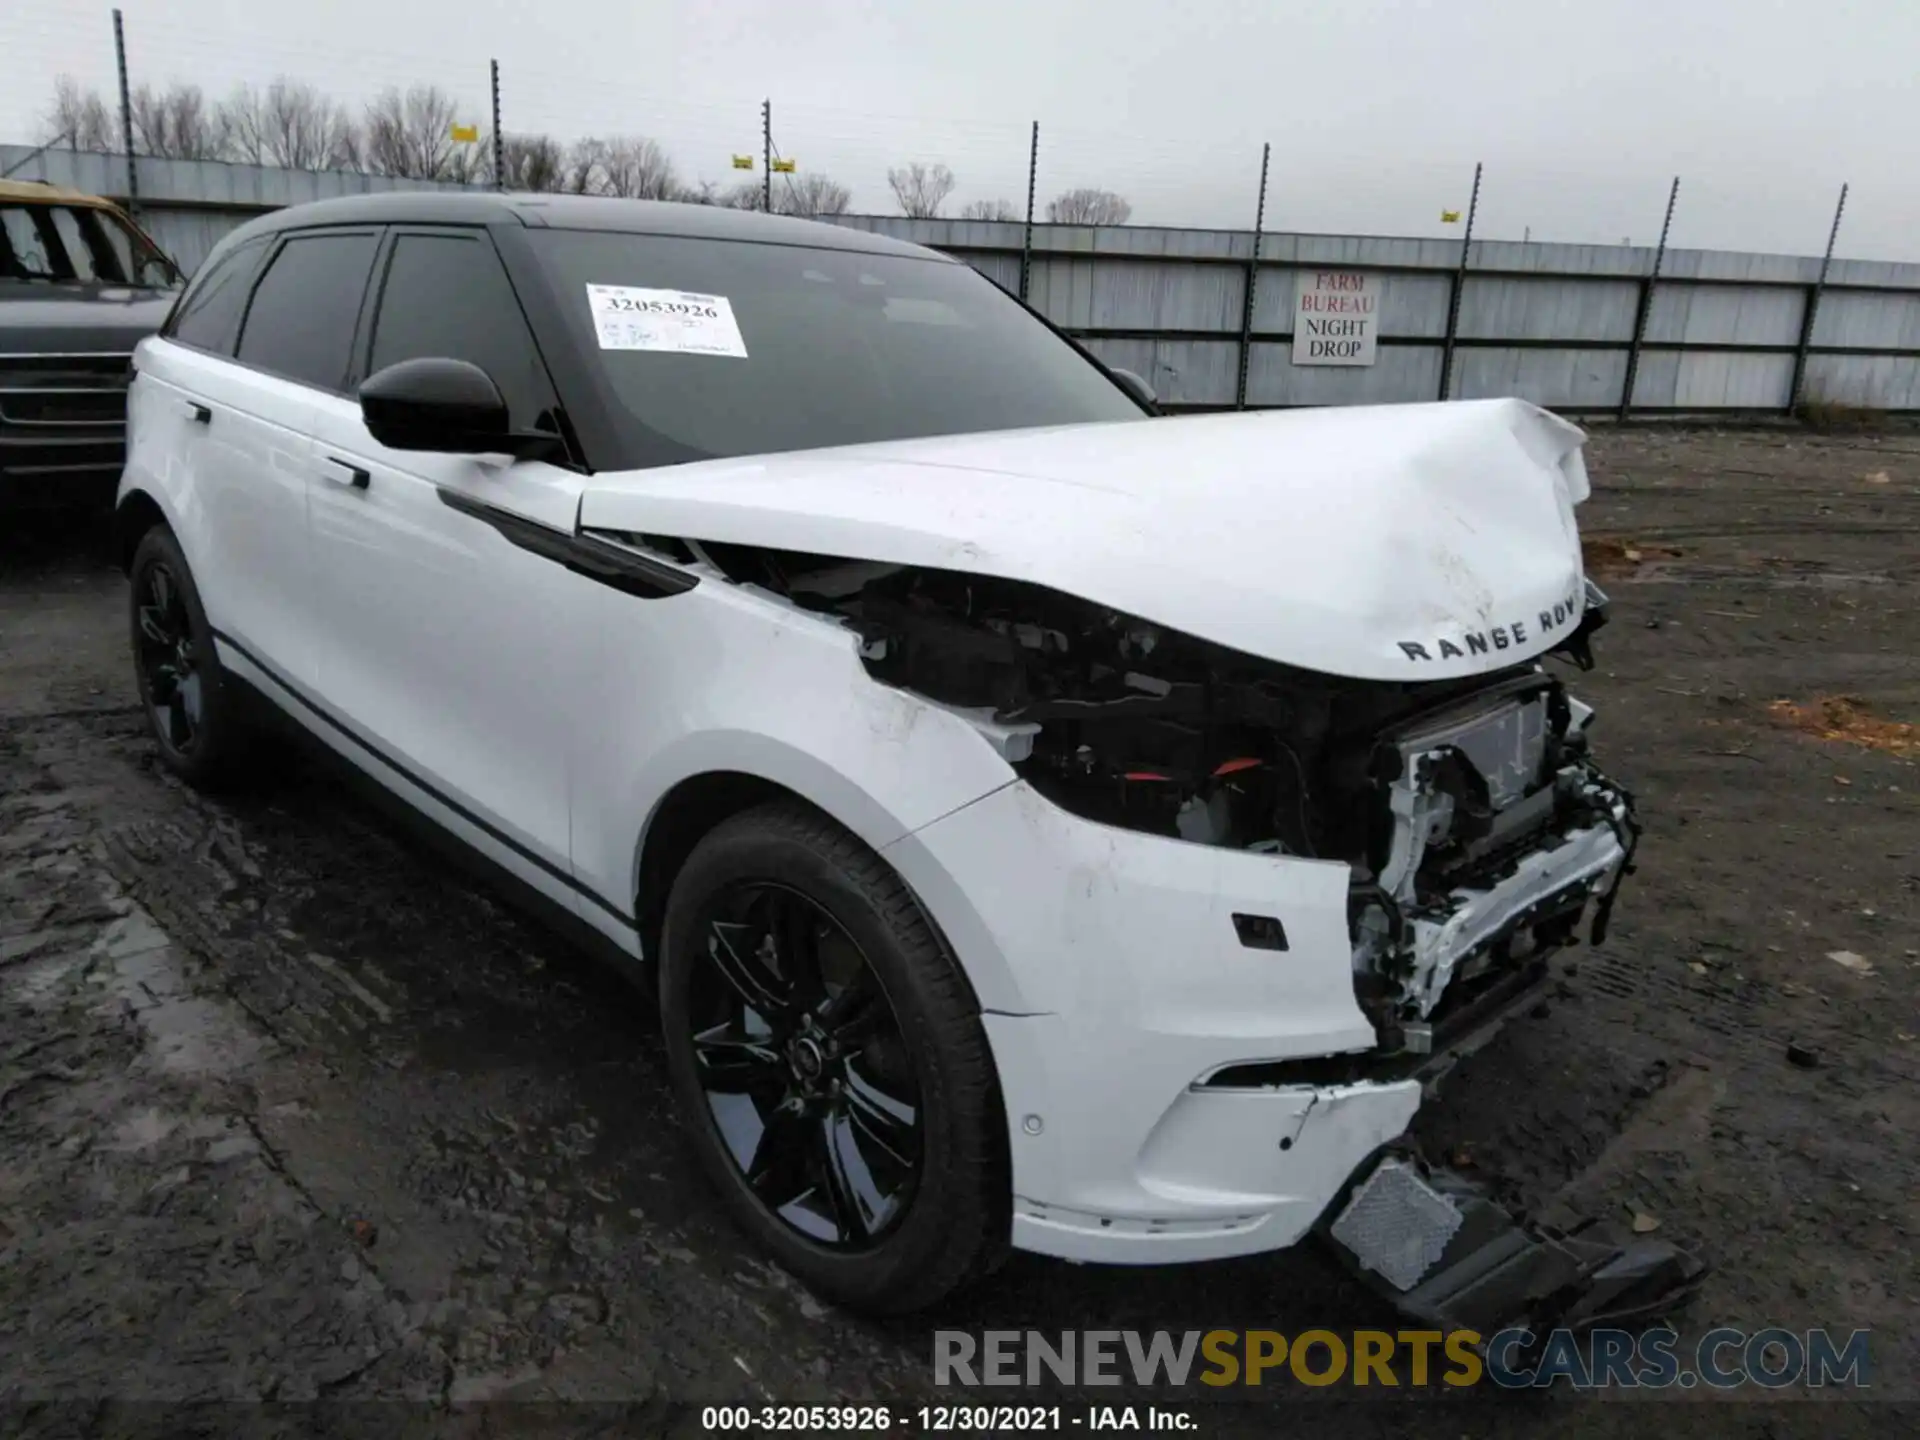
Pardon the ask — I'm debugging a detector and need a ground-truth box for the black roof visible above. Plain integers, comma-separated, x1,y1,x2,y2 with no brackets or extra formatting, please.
220,190,949,262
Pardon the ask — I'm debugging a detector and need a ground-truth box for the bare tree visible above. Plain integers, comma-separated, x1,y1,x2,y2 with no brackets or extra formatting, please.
775,172,852,217
564,136,678,198
43,76,116,152
362,85,474,180
1046,188,1132,225
124,83,225,159
497,133,566,192
219,80,361,171
958,198,1020,221
886,161,955,219
718,180,767,211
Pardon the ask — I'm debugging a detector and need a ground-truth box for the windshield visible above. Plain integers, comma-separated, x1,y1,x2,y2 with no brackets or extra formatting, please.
526,229,1144,468
0,201,180,287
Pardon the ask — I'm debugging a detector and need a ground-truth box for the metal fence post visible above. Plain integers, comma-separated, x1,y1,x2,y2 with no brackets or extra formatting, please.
1619,176,1680,421
111,8,138,217
762,101,773,212
1788,182,1849,415
490,60,505,191
1234,142,1271,411
1437,161,1482,401
1019,122,1039,303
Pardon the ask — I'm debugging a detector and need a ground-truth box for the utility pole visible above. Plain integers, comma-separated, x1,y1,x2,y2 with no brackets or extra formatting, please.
762,100,772,212
1619,176,1680,422
1235,142,1271,411
1437,161,1483,401
490,60,505,191
1019,122,1039,301
112,9,138,217
1789,182,1850,414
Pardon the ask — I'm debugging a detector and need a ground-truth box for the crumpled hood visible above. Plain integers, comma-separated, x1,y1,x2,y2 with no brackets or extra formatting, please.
578,396,1594,682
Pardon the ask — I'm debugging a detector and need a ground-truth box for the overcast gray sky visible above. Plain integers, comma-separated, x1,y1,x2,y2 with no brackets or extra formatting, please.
3,0,1914,260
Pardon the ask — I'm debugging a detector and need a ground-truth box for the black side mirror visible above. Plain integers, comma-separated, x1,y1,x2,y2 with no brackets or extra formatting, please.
359,357,556,458
1110,367,1159,411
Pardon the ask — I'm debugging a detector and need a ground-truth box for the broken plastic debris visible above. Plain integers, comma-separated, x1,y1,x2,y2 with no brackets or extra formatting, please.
1827,950,1874,974
1319,1151,1707,1336
1328,1158,1464,1292
1631,1211,1662,1235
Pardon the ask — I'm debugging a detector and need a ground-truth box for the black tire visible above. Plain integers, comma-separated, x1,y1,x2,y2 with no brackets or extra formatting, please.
659,800,1009,1313
128,525,254,790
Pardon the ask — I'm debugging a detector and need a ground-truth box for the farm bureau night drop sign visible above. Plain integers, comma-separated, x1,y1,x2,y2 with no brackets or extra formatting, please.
1293,270,1378,367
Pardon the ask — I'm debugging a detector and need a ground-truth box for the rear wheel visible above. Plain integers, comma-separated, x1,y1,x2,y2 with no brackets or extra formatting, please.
659,800,1008,1313
128,526,255,789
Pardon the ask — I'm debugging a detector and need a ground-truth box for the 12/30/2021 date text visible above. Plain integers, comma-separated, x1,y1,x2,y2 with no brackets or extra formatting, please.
700,1405,1197,1431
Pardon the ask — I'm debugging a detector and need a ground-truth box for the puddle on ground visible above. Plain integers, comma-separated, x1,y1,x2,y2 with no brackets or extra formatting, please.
89,898,266,1078
5,949,90,1007
108,1107,180,1152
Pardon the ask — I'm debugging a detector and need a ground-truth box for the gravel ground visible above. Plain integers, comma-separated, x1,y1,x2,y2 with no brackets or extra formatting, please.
1,425,1914,1436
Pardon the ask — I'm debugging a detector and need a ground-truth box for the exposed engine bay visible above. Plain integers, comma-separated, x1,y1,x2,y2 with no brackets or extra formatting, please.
621,536,1638,1058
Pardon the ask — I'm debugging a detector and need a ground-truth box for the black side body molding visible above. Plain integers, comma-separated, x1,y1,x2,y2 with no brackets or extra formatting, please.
437,487,697,599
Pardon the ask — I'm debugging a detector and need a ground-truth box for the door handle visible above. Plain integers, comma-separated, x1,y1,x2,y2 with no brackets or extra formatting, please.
186,401,211,425
323,456,371,491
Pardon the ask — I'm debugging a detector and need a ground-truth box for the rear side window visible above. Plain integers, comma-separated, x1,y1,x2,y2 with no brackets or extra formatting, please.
236,231,380,391
166,236,270,355
365,232,554,429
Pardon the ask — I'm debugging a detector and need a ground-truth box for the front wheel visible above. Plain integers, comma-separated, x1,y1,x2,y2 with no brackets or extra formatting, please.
659,801,1008,1313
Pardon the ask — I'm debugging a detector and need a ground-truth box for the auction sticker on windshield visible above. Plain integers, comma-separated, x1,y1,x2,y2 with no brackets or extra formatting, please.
585,284,749,358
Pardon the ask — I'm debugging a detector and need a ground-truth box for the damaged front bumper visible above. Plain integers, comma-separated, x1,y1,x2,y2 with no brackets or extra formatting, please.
1353,677,1641,1055
890,751,1634,1268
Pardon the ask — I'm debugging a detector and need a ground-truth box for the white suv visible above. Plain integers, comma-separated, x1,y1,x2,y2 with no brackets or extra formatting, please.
116,191,1639,1316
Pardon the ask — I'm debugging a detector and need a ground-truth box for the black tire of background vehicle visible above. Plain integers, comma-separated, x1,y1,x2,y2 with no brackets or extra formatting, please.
128,525,255,790
659,800,1010,1314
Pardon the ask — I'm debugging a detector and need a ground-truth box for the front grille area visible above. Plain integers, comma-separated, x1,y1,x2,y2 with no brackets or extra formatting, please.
0,352,133,479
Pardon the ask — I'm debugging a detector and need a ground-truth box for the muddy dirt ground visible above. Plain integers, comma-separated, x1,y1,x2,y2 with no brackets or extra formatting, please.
1,426,1915,1437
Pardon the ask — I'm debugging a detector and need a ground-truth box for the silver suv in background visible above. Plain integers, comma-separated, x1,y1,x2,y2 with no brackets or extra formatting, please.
1,178,182,510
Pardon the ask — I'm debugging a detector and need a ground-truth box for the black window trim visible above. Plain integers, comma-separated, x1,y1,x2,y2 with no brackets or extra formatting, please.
227,224,387,397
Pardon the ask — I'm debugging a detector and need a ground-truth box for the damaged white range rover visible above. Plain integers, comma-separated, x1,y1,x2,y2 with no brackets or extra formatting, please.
118,192,1699,1322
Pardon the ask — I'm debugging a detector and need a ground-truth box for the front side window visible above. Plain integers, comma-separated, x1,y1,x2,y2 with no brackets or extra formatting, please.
525,229,1145,469
166,236,270,355
365,232,556,431
236,231,380,391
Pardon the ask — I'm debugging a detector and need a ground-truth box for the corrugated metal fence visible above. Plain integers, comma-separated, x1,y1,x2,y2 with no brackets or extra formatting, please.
8,145,1919,417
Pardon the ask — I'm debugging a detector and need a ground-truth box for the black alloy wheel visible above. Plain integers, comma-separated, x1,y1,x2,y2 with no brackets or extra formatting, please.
134,557,204,755
689,881,921,1248
659,801,1008,1313
127,525,253,788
